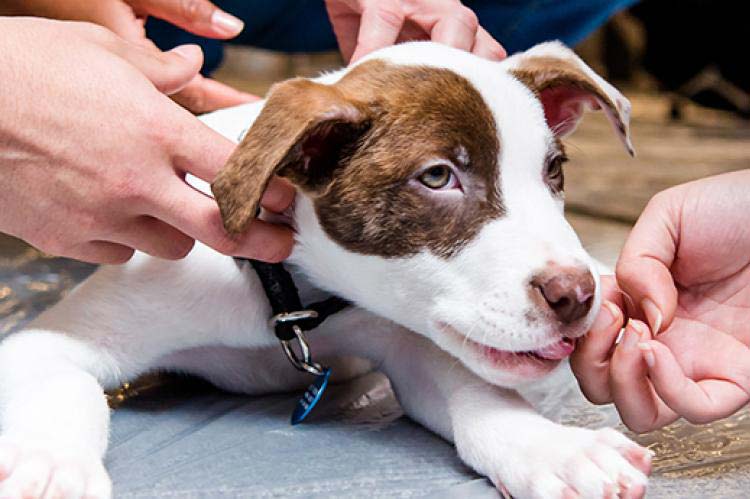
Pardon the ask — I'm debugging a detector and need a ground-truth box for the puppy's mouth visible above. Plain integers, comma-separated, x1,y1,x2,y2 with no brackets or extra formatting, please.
472,337,575,376
437,322,575,378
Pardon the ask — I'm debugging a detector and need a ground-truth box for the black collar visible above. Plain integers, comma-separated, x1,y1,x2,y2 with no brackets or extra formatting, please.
237,258,351,374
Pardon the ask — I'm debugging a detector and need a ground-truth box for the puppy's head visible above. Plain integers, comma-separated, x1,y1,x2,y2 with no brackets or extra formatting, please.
212,41,632,388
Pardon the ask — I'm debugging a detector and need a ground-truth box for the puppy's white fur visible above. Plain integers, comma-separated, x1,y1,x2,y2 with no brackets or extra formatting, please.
0,42,647,499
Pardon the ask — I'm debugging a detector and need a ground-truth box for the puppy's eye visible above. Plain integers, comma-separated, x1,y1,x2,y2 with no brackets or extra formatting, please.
419,165,454,189
545,155,567,192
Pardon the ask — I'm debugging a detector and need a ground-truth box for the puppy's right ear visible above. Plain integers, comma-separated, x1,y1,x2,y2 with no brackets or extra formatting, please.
211,78,370,234
507,41,634,156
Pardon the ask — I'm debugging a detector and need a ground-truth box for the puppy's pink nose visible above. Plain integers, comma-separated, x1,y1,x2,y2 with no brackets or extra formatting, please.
532,266,595,324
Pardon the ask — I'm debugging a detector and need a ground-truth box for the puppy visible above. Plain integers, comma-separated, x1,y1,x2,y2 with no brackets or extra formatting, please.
0,41,649,499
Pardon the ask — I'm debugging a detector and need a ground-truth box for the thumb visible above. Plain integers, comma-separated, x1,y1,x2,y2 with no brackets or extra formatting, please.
130,0,244,39
114,42,204,95
615,193,680,334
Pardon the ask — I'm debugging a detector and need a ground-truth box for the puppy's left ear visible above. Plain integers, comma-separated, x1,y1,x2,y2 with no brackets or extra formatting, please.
508,41,634,156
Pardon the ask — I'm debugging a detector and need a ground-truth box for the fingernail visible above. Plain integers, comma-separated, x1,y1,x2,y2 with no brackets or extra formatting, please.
628,319,649,338
622,322,639,350
212,10,244,36
637,342,655,367
641,298,663,335
592,301,619,331
171,44,201,60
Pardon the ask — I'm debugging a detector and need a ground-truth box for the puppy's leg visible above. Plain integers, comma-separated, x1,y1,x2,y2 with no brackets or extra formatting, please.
313,313,650,499
447,384,651,499
0,247,271,498
0,331,116,498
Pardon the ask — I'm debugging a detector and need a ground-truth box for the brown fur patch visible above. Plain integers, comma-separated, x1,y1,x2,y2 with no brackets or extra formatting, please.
316,62,502,258
212,60,502,258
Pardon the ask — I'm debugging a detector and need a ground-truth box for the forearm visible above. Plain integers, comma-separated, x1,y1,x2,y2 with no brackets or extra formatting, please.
1,0,89,18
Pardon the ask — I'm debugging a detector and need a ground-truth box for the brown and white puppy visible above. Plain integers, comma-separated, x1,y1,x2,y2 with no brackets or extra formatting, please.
0,41,648,499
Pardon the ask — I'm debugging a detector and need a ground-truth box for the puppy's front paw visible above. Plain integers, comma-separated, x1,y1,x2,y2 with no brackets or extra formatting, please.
460,426,651,499
0,438,111,499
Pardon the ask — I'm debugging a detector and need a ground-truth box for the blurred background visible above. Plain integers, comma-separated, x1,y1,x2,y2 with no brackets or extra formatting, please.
2,1,750,496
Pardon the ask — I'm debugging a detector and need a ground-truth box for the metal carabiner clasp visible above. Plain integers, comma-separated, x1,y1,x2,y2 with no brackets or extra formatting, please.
270,311,324,376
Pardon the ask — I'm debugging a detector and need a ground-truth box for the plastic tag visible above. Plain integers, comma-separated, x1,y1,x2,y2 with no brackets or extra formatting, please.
291,368,331,425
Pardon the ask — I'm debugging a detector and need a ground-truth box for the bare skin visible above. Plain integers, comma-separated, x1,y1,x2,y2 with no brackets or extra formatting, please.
325,0,506,62
0,0,257,114
571,170,750,432
0,17,295,264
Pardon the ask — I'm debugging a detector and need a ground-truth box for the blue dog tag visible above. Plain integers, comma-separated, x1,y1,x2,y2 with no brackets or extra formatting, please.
291,368,331,425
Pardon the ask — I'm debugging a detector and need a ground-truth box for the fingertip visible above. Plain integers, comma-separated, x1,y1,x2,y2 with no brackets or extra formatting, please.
349,43,382,64
210,10,245,38
261,229,295,263
472,28,507,60
235,221,295,263
495,43,508,60
638,340,682,389
173,77,259,113
588,300,622,337
641,297,663,335
153,44,203,94
473,41,506,61
636,341,655,368
261,177,296,213
170,44,204,64
149,0,242,39
599,274,626,310
611,320,643,365
628,319,652,340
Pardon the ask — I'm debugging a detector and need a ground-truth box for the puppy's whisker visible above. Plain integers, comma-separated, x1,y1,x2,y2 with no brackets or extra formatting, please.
460,320,481,353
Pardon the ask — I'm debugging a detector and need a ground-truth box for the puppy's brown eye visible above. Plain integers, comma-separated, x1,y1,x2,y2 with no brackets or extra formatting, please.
545,155,567,192
419,165,453,189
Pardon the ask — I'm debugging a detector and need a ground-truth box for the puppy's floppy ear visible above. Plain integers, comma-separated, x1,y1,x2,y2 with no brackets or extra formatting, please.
211,78,370,234
508,41,634,156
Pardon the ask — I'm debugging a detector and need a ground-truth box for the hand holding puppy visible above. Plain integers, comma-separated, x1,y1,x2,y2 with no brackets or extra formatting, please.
0,18,294,264
572,170,750,432
325,0,506,63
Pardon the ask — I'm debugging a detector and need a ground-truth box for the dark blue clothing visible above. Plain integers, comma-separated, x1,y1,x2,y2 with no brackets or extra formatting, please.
146,0,637,75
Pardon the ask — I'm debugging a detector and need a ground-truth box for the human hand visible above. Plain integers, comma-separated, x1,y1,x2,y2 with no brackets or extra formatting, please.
0,18,294,264
324,0,506,63
571,170,750,432
2,0,255,113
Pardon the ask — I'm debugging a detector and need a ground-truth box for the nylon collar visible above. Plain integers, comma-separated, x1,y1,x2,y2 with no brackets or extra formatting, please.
237,258,351,375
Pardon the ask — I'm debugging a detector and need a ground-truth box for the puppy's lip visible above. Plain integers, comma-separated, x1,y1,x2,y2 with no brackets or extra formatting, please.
436,322,566,376
475,340,562,377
